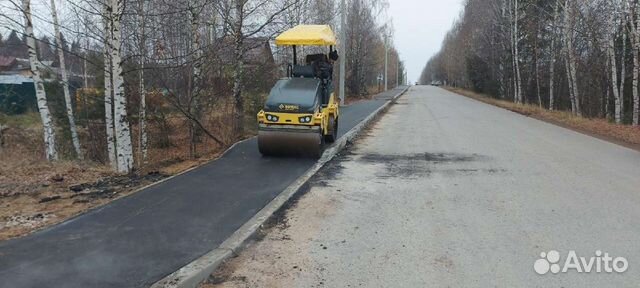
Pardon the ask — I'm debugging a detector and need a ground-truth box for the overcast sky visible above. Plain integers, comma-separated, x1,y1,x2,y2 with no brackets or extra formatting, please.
387,0,463,83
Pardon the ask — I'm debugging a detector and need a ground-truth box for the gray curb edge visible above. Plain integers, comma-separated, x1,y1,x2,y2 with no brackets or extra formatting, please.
151,86,410,288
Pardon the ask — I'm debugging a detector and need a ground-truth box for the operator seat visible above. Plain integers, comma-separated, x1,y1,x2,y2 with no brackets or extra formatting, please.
305,54,333,106
292,65,315,78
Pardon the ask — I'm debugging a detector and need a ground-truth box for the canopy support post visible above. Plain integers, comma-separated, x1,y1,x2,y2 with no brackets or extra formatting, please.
293,45,297,66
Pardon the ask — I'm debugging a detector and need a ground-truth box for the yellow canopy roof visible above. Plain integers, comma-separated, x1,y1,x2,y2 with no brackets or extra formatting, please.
275,25,337,46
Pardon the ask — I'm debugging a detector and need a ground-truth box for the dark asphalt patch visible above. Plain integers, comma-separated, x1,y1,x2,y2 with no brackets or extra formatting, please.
358,152,484,163
68,171,168,199
355,152,496,179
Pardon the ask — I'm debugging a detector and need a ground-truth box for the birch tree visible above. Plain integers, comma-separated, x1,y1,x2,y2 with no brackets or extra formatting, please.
608,1,624,124
231,0,245,138
189,1,204,157
511,0,522,104
103,2,117,169
564,0,581,116
138,0,148,162
50,0,82,159
619,1,627,116
630,0,640,126
549,0,560,110
23,0,58,161
110,0,134,173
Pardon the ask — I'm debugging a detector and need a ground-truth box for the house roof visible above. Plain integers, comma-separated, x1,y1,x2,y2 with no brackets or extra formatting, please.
0,56,17,67
214,37,274,66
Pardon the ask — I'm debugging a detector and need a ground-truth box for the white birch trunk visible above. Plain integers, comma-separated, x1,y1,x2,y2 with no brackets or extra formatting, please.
513,0,522,104
549,48,555,110
51,0,82,159
563,1,575,113
564,55,575,112
569,49,581,116
609,40,622,124
549,1,559,111
564,0,581,116
103,3,117,169
620,23,627,116
510,0,516,102
232,1,245,137
632,0,640,125
609,8,623,124
191,7,202,93
23,0,58,161
110,0,134,173
187,3,204,157
138,0,147,163
83,37,89,88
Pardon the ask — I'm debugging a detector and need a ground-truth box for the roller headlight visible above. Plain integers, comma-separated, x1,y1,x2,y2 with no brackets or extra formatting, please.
299,116,312,123
266,114,278,122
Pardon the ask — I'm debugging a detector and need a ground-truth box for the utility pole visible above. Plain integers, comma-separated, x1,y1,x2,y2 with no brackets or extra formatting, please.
339,0,346,106
384,33,388,91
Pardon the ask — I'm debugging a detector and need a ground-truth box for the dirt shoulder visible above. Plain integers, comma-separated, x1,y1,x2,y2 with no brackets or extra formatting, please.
445,87,640,152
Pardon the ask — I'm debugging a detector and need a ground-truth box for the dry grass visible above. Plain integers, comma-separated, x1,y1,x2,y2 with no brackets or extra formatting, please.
344,86,385,105
446,87,640,149
0,159,111,240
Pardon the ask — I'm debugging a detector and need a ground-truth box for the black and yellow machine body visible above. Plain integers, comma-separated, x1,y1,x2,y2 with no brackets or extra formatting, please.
257,25,340,158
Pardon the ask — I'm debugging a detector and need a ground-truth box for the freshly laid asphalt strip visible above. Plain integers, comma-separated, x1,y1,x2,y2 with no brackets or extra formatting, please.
0,86,406,288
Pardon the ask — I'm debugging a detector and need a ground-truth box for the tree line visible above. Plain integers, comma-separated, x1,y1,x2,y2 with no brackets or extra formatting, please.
420,0,640,126
0,0,405,173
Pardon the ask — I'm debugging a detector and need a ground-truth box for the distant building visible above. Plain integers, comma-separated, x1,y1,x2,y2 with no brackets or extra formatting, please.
0,56,17,72
0,56,30,76
0,74,36,114
212,37,276,68
0,74,33,84
210,37,277,93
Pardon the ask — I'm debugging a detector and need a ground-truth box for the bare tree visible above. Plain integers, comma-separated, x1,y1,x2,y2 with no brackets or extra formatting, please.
50,0,83,159
511,0,522,104
109,0,134,173
103,1,117,169
564,0,581,116
549,0,560,111
629,0,640,126
23,0,58,161
608,0,624,124
138,0,148,162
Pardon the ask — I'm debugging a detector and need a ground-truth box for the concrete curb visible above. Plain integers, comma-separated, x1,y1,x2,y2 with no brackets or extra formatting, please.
151,86,410,288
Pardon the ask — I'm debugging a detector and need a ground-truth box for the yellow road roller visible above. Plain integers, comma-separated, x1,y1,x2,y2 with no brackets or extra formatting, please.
257,25,340,158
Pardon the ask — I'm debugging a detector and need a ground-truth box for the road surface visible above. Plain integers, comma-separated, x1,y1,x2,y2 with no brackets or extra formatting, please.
208,86,640,287
0,86,408,288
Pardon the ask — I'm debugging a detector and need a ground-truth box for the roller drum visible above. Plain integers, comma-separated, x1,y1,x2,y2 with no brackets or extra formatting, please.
258,128,323,158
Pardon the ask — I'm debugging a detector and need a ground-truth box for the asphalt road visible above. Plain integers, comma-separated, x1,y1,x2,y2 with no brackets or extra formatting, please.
208,86,640,288
0,86,407,288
